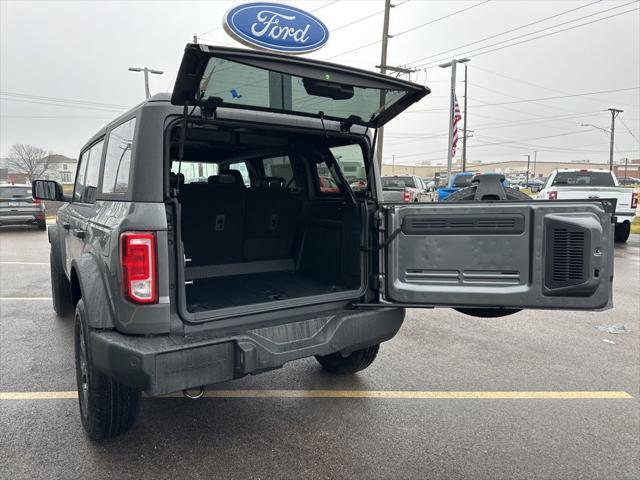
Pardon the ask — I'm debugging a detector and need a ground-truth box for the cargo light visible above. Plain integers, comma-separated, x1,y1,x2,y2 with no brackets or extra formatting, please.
121,232,157,304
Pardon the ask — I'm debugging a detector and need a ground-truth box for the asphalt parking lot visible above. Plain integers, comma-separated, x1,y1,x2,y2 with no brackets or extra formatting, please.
0,226,638,480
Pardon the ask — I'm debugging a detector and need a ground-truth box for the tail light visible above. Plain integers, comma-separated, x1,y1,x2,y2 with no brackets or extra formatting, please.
632,192,638,209
121,232,157,304
548,190,558,200
403,189,411,202
32,198,41,204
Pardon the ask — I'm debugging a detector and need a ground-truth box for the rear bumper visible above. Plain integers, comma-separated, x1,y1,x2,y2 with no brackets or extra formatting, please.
90,308,405,396
0,213,44,225
614,211,636,223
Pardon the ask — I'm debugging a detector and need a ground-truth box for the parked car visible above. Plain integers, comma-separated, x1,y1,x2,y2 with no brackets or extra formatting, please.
381,175,429,202
537,169,638,242
0,183,46,229
33,44,616,440
618,176,640,186
318,175,339,193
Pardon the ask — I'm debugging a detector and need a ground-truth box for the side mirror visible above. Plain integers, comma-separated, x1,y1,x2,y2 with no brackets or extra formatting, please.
32,180,65,201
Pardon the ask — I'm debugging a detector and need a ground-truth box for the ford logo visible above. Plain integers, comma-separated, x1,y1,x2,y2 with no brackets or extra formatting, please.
223,2,329,54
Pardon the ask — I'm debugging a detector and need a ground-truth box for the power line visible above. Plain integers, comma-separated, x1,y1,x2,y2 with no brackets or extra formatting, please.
1,92,128,109
323,0,489,61
618,116,640,144
408,87,639,112
418,4,640,68
406,0,602,66
0,97,127,113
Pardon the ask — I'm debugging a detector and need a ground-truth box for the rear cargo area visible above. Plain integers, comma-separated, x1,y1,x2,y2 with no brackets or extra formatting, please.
169,123,366,316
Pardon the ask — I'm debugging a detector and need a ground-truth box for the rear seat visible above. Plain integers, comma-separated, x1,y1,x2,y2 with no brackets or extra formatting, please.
244,177,300,261
180,174,246,267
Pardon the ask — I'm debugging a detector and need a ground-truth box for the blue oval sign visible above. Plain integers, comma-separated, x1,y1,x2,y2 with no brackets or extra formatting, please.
224,3,329,54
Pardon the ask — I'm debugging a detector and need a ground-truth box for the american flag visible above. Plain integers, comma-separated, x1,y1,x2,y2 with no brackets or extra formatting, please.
451,94,462,157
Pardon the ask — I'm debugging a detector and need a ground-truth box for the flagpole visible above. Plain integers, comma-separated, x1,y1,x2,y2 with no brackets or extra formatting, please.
440,58,469,185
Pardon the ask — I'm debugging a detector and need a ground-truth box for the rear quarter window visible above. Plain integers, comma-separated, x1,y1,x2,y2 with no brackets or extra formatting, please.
102,118,136,194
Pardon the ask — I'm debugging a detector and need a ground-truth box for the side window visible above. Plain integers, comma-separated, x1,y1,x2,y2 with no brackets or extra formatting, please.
83,140,103,203
73,151,89,202
316,144,367,193
262,156,295,187
102,118,136,194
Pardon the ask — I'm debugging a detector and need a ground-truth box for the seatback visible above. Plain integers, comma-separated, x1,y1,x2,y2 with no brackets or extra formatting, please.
180,174,246,266
243,177,297,261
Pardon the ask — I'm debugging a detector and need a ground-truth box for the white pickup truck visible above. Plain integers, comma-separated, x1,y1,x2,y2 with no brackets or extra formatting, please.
538,169,638,243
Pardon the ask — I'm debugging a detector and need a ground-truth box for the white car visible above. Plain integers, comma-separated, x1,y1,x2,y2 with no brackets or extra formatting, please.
537,169,638,242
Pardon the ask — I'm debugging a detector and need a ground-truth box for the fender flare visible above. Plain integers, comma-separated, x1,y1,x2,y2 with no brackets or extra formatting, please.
71,254,116,329
48,225,65,274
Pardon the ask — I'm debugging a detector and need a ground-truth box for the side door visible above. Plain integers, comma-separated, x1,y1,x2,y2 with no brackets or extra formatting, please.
379,200,614,311
65,140,104,271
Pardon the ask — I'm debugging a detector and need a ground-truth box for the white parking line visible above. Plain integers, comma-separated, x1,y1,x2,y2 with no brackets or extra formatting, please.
0,262,49,265
0,297,52,301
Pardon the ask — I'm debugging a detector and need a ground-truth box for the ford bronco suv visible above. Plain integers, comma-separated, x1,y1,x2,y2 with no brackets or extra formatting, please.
33,44,616,440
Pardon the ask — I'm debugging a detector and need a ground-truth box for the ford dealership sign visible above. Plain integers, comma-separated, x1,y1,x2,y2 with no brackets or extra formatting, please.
223,3,329,54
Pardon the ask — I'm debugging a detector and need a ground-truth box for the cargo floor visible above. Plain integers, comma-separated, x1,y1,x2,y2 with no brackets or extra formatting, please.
186,271,348,312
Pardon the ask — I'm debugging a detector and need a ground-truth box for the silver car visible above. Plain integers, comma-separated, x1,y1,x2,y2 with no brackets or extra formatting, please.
0,183,46,229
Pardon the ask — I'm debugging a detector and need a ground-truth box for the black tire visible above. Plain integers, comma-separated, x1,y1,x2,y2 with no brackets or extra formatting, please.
614,222,630,243
444,183,527,318
38,221,46,231
315,344,379,374
50,251,73,317
75,299,140,440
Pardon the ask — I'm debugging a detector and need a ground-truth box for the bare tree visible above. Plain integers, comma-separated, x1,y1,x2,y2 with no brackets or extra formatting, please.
5,144,51,182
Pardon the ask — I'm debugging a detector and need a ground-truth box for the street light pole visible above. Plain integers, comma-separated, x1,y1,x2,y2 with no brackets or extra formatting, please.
128,67,164,99
439,58,469,185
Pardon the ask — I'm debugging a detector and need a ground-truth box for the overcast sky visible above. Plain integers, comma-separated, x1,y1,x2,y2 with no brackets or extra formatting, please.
1,0,639,166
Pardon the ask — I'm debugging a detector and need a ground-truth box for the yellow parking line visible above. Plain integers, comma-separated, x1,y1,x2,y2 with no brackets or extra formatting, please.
0,390,633,400
0,297,52,301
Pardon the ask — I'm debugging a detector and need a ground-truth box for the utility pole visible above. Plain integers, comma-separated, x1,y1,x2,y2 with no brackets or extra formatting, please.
608,108,623,171
128,67,164,99
462,63,469,171
524,154,530,185
440,58,469,184
533,150,537,178
375,0,392,170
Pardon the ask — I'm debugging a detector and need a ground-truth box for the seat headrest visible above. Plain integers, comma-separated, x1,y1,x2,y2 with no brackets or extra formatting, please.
208,174,236,185
260,176,286,188
219,169,246,187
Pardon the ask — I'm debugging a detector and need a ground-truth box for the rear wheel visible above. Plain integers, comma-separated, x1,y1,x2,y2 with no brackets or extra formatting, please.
315,344,379,374
445,184,528,318
37,221,46,230
75,299,140,440
614,222,630,243
50,251,73,317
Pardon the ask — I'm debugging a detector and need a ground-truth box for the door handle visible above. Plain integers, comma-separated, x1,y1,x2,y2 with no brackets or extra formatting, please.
62,222,70,230
73,229,86,239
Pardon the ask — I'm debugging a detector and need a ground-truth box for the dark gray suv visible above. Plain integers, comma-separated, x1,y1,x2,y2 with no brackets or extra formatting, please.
33,44,616,440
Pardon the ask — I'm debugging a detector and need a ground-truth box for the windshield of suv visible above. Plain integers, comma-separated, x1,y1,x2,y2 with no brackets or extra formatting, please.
552,171,615,187
0,186,32,198
381,176,415,189
198,57,408,124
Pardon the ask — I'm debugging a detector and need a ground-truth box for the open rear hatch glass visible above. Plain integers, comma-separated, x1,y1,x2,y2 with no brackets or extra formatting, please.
171,44,429,128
